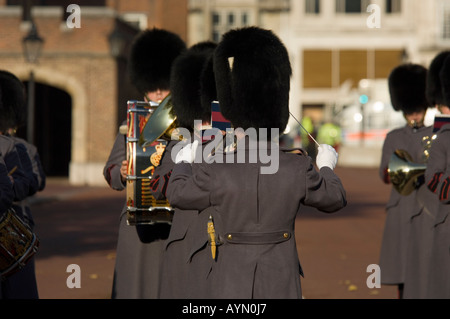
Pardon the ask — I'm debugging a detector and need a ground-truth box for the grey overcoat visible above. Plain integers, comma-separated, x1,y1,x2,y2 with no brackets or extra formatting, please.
424,123,450,299
154,137,216,299
378,124,433,288
167,138,347,299
103,123,169,299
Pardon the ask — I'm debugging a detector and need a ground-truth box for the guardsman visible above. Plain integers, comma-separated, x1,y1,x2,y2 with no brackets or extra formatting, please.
423,52,450,298
0,70,42,299
103,28,186,299
152,41,218,298
378,63,433,299
167,27,347,299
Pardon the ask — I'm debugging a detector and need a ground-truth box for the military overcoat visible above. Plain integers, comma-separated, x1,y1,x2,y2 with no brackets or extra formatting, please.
167,138,347,299
103,123,169,299
378,124,433,287
424,123,450,298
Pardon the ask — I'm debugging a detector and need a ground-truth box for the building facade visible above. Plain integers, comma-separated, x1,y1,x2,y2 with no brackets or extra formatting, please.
188,0,450,154
0,0,187,185
287,0,448,148
1,0,449,185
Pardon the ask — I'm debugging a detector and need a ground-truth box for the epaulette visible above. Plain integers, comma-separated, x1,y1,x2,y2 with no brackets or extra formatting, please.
440,123,450,133
281,147,308,156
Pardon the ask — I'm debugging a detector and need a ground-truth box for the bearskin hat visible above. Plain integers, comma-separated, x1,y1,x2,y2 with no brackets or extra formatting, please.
0,70,26,131
128,28,186,95
388,63,429,113
439,54,450,107
200,54,217,120
426,51,450,106
213,27,291,132
170,41,217,129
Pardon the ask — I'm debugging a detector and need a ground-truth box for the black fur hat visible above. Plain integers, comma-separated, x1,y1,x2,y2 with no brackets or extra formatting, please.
427,51,450,106
213,27,291,132
170,41,217,129
439,54,450,107
200,54,217,120
128,28,186,95
0,70,26,131
388,63,429,113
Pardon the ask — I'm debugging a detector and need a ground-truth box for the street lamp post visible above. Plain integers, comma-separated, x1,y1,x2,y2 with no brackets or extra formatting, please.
108,22,127,59
22,22,44,145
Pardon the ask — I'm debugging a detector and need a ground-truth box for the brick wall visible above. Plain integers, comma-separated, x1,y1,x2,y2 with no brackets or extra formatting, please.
0,1,188,185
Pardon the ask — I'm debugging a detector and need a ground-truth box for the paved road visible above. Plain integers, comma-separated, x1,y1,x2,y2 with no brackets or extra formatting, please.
29,166,397,300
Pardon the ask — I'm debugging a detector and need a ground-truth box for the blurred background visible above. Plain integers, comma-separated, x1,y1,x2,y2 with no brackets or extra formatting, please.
0,0,447,186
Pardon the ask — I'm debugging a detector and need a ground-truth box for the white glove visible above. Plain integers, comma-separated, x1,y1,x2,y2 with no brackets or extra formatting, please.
316,144,338,170
175,140,199,164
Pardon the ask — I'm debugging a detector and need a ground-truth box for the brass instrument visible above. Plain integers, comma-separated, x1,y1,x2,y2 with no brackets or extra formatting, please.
139,94,178,148
388,149,426,196
387,121,439,196
389,113,449,195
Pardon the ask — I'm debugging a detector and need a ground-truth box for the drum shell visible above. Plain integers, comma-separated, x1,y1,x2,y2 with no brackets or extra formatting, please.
0,209,39,279
126,101,174,226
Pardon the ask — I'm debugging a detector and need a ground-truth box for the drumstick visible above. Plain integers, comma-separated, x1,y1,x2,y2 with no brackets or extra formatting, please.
289,112,320,148
8,166,17,176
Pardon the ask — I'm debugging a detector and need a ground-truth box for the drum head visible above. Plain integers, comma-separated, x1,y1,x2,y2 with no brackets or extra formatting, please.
139,95,176,148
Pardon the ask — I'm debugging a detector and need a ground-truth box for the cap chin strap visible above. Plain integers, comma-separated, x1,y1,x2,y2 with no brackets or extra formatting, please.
408,119,424,130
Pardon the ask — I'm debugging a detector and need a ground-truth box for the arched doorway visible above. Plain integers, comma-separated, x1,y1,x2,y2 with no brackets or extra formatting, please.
18,82,72,177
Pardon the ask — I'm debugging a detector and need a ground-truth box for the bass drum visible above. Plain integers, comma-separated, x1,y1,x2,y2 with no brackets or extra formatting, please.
126,99,174,226
0,208,39,279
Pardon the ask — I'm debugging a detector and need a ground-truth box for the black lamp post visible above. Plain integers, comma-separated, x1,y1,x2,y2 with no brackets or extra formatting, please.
22,22,44,144
108,23,127,59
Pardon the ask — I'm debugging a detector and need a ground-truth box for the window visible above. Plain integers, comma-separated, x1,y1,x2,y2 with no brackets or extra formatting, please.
228,13,234,26
385,0,401,14
242,13,248,25
212,13,220,25
303,50,333,88
211,10,250,43
443,7,450,40
374,50,404,78
336,0,371,13
213,31,221,43
303,49,404,89
439,0,450,43
122,13,148,30
339,50,367,86
305,0,320,14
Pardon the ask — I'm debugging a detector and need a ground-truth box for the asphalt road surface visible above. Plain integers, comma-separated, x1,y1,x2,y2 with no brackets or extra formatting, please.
29,166,398,300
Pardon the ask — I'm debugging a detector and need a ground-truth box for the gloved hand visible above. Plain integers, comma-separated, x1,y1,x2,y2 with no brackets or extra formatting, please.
316,144,338,170
175,140,199,164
